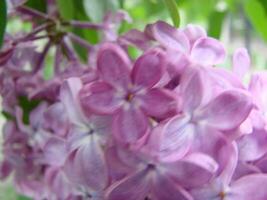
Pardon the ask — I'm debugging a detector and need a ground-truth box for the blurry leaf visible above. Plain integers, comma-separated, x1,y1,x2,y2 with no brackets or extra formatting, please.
244,0,267,42
17,195,31,200
208,11,226,38
72,1,99,61
164,0,180,27
25,0,47,13
258,0,267,14
18,96,40,124
56,0,74,20
83,0,119,23
0,0,7,49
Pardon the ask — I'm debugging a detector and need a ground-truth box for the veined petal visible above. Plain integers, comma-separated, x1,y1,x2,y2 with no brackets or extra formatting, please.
79,81,123,115
147,115,193,162
132,48,166,89
191,37,225,66
64,135,108,191
198,89,253,130
97,43,131,87
140,88,178,118
112,107,149,145
107,169,150,200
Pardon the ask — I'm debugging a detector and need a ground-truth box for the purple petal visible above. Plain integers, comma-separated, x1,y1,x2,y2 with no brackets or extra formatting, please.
107,169,150,200
64,135,108,191
229,174,267,200
140,88,178,118
79,81,123,115
146,21,190,52
182,24,207,47
97,43,131,87
146,115,193,162
152,175,194,200
232,48,250,79
112,107,149,145
132,48,166,89
191,37,225,66
198,89,253,130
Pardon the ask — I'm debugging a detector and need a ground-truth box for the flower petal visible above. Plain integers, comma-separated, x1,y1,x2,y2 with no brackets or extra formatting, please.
228,174,267,200
132,48,166,88
232,48,250,80
64,135,108,191
140,88,178,118
191,37,225,66
198,89,253,130
152,174,194,200
146,115,193,162
107,169,150,200
112,107,149,145
97,43,131,87
146,21,190,52
79,81,123,115
183,24,207,47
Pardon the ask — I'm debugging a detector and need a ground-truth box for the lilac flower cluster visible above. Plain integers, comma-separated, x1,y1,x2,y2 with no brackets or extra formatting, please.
1,2,267,200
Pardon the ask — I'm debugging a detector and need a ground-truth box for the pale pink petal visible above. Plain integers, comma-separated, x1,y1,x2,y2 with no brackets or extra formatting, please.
107,169,150,200
191,37,225,66
119,29,151,50
60,77,87,126
140,88,178,118
79,81,123,115
232,48,250,80
146,21,190,52
237,129,267,162
180,68,206,112
97,43,131,87
146,115,193,162
64,135,108,191
198,89,253,130
228,174,267,200
112,107,149,145
42,137,67,167
152,174,193,200
164,154,217,188
183,24,207,47
132,48,166,88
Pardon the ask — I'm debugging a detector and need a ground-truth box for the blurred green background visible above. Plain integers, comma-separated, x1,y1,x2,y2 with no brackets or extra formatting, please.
1,0,267,199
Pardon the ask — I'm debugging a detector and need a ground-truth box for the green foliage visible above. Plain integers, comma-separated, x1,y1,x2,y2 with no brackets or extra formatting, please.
244,0,267,42
83,0,120,22
18,96,41,124
0,0,7,49
56,0,74,20
164,0,180,27
208,10,226,39
25,0,47,13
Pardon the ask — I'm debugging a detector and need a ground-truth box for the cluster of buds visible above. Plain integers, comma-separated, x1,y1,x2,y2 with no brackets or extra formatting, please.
1,1,267,200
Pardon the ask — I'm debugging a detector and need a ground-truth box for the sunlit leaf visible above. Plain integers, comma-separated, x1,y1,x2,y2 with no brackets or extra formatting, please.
56,0,74,20
164,0,180,27
208,10,226,39
244,0,267,42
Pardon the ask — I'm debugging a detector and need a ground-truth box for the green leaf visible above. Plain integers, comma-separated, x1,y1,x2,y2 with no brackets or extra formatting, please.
164,0,180,27
0,0,7,49
25,0,47,13
17,195,31,200
18,96,41,124
208,11,226,39
244,0,267,42
83,0,120,23
56,0,74,20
